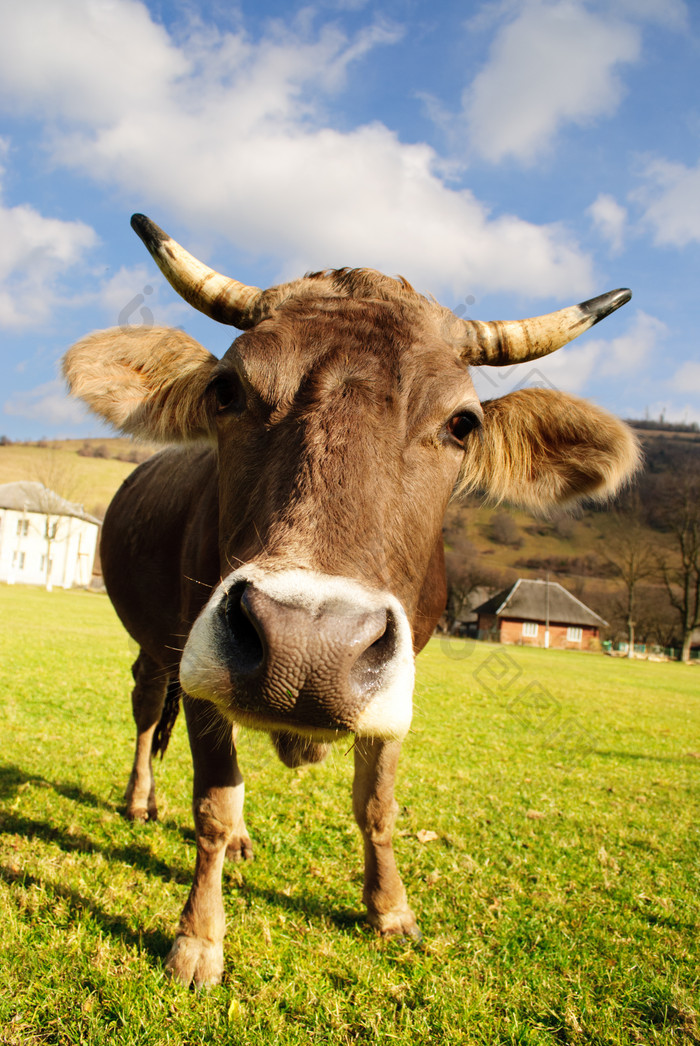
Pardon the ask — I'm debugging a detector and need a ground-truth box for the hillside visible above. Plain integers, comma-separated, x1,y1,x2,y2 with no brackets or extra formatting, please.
442,424,700,646
447,424,699,565
0,438,158,520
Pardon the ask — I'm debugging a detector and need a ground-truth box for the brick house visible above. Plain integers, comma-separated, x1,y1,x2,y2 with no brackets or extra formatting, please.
474,578,606,651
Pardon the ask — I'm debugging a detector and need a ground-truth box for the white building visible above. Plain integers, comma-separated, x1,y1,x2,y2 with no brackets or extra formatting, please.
0,481,100,589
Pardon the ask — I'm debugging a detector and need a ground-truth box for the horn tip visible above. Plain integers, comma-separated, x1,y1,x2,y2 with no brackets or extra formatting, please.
130,213,169,253
580,287,632,326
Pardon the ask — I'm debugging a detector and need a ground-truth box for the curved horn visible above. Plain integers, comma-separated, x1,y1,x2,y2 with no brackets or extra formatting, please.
461,288,632,366
130,214,263,329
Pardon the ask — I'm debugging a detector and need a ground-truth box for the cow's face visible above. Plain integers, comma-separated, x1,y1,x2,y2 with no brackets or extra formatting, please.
212,297,479,596
181,294,482,740
63,216,640,743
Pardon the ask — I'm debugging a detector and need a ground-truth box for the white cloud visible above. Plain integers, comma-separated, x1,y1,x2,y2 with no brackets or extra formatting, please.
635,156,700,247
4,379,89,426
587,193,627,253
473,339,600,400
462,0,640,165
96,264,190,329
97,265,155,321
0,179,98,329
0,0,596,301
0,0,187,126
596,310,666,377
669,361,700,394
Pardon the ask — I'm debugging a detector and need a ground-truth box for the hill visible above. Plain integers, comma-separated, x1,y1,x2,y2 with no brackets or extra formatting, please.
0,438,157,520
444,423,700,646
446,423,697,557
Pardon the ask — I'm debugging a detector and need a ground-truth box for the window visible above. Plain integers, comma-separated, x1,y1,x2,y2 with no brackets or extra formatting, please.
16,519,29,536
566,626,582,643
522,621,538,638
40,555,53,573
12,551,26,570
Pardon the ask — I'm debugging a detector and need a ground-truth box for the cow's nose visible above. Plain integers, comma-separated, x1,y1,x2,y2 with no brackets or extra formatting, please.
180,567,415,739
222,580,396,728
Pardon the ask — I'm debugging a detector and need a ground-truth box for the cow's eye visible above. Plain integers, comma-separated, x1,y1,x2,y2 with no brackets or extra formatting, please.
210,374,245,414
446,411,481,446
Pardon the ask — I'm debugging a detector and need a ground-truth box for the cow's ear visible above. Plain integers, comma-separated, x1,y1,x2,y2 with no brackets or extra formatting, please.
459,388,641,509
63,327,219,443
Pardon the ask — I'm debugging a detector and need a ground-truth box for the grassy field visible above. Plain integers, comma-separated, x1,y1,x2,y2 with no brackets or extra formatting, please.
0,586,698,1045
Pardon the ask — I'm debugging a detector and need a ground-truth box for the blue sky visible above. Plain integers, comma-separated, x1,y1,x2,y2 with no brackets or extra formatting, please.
0,0,698,439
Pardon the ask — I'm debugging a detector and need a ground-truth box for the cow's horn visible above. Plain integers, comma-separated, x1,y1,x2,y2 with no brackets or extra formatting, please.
130,214,263,329
461,288,632,366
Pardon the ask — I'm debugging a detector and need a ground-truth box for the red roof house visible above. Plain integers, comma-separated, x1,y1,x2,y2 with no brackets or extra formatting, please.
473,578,606,651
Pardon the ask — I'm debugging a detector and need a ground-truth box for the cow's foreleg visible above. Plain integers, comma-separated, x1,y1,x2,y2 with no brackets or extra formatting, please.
124,651,167,821
352,738,420,938
165,696,251,988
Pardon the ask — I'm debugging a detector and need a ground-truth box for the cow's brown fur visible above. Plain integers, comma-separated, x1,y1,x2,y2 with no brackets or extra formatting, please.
459,388,641,508
63,266,640,987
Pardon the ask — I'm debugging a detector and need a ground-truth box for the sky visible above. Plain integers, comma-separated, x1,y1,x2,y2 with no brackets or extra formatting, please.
0,0,698,440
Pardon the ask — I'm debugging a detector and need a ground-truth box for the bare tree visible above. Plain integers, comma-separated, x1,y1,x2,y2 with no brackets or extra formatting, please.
600,500,659,657
443,505,515,631
657,475,700,662
490,510,523,548
29,450,81,591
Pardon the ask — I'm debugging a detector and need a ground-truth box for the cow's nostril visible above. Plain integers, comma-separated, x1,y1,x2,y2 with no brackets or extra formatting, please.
223,582,264,674
349,610,397,696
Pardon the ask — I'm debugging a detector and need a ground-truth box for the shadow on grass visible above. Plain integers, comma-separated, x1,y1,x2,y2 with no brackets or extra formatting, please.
0,810,191,884
0,764,113,810
1,761,197,847
591,749,699,764
632,997,700,1043
638,908,698,933
0,763,196,882
0,864,172,963
232,879,404,938
1,763,417,949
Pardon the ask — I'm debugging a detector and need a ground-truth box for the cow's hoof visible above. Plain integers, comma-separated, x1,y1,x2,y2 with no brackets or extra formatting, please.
125,803,157,822
226,831,253,862
165,935,223,988
368,906,422,941
125,775,157,821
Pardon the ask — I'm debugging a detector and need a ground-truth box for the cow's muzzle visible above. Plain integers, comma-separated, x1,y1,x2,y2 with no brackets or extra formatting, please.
179,568,415,740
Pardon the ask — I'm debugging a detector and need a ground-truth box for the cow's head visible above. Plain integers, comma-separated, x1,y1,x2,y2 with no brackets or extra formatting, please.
64,215,639,743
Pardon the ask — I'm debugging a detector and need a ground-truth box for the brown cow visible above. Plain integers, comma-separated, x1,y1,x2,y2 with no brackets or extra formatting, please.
63,214,639,987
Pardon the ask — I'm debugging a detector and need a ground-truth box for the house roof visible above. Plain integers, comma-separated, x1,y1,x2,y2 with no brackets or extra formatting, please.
474,578,607,628
0,482,100,526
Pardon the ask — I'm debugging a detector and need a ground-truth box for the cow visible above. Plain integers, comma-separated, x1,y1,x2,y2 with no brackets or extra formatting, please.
63,214,640,987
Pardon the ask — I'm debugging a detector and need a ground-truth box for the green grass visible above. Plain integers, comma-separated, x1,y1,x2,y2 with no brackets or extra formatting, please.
1,586,698,1045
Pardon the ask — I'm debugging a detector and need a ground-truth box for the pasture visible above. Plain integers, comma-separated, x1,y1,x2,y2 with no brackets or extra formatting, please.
1,586,698,1045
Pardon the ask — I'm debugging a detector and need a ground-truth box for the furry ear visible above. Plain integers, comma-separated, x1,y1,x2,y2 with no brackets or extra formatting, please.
459,388,641,509
63,326,219,443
